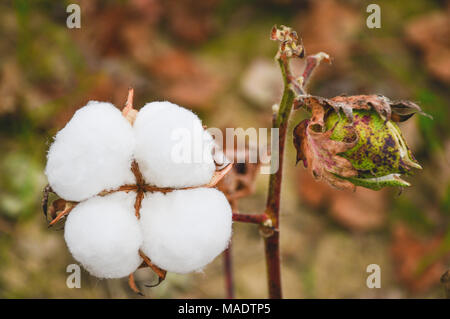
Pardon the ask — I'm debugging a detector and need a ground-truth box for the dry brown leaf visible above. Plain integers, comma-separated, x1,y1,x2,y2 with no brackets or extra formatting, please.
294,0,361,65
296,95,429,123
163,76,221,108
293,99,358,190
164,0,221,44
405,7,450,84
391,224,450,293
0,61,22,115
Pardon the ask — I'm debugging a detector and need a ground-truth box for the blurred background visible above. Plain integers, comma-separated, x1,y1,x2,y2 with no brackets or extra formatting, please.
0,0,449,298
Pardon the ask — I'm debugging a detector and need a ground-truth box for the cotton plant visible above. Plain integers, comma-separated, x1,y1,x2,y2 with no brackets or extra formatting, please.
262,25,429,298
43,89,233,294
43,25,430,298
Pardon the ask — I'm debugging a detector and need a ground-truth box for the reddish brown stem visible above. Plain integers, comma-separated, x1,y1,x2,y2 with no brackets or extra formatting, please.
232,212,268,224
223,200,238,299
301,52,330,90
262,55,295,299
223,244,234,299
302,56,319,88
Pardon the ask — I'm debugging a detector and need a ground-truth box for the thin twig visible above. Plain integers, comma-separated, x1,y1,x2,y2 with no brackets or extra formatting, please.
301,52,330,90
233,212,269,224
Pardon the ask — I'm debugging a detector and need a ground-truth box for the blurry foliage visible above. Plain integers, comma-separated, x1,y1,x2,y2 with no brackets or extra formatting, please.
0,0,448,298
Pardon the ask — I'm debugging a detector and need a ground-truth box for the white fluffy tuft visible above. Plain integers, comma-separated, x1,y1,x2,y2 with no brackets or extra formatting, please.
64,192,143,279
133,101,216,188
139,188,232,274
45,101,135,201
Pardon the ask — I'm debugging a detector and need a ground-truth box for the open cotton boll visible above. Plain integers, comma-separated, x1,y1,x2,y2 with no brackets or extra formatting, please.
133,101,216,188
45,101,136,201
64,192,143,279
139,188,232,274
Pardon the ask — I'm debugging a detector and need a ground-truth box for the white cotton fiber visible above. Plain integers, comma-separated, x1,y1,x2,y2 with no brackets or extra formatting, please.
133,101,216,188
64,192,143,279
139,188,232,274
45,101,136,201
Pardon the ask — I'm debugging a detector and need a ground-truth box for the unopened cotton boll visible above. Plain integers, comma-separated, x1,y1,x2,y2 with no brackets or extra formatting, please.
139,188,232,273
133,101,216,188
64,192,143,279
45,101,136,201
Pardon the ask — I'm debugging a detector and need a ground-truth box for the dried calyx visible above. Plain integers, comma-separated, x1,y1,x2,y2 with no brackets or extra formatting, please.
271,25,305,59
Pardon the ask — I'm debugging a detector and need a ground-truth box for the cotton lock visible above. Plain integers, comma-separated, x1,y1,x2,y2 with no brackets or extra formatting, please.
133,101,216,188
139,188,232,274
64,192,143,279
45,101,136,201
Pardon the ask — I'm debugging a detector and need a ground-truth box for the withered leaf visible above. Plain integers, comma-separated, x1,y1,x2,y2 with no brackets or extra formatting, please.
293,100,358,190
389,100,433,122
295,94,430,123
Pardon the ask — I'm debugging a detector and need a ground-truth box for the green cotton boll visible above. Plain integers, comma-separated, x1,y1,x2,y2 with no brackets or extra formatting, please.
325,109,422,190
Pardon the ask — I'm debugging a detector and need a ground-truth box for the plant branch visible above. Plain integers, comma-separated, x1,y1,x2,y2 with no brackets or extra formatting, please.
301,52,330,90
232,211,269,224
262,54,295,299
263,26,303,298
223,245,234,299
260,25,329,299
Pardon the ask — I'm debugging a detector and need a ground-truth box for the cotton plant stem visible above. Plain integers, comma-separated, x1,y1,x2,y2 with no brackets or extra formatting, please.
260,27,329,298
225,211,269,298
223,245,234,299
232,212,269,224
223,201,238,299
262,56,295,299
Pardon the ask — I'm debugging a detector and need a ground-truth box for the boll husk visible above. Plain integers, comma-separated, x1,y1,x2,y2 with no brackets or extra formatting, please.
325,109,421,190
294,95,429,190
